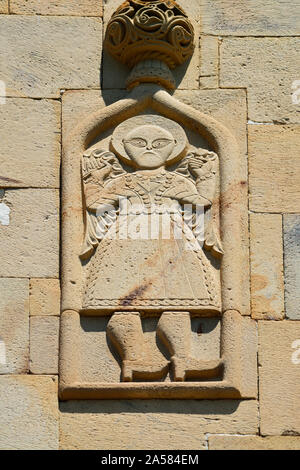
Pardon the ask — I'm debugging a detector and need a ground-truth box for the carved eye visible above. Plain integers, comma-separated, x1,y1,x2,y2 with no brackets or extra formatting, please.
152,139,173,149
126,138,147,148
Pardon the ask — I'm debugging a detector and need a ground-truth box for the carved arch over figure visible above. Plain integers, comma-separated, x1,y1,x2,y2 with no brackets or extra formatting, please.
62,84,248,318
59,0,253,400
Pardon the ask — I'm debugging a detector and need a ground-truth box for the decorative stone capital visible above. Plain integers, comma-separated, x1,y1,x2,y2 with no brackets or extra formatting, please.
104,0,195,89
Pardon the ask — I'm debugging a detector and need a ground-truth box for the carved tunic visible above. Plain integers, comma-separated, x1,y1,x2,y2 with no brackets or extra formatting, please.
82,166,221,312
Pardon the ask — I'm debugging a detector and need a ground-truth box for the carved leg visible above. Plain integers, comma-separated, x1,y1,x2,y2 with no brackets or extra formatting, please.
157,311,222,381
107,311,169,382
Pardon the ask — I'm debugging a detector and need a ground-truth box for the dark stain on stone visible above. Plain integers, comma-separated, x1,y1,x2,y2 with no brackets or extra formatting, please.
120,283,150,306
0,176,22,184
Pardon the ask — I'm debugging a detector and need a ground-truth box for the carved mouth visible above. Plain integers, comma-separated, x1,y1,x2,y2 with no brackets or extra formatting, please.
142,151,158,157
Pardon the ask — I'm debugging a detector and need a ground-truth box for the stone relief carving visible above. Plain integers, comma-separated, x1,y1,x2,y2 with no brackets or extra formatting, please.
105,0,195,90
105,0,194,69
59,0,255,400
80,116,222,382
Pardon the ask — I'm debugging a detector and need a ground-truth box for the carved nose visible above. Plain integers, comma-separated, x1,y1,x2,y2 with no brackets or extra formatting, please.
146,143,153,150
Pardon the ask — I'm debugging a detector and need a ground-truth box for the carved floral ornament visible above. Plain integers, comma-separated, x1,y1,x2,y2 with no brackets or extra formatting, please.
59,0,254,400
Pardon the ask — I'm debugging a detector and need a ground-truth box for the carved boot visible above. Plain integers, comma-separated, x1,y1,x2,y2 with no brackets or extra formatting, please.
107,312,169,382
157,311,222,381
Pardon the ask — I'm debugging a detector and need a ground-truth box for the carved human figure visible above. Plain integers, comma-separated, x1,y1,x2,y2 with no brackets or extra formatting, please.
81,116,223,382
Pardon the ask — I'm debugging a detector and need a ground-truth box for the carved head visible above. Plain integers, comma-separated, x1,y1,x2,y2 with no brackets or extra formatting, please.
111,115,187,166
123,125,176,169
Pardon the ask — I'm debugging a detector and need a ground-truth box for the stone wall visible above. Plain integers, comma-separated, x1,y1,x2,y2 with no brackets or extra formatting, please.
0,0,299,450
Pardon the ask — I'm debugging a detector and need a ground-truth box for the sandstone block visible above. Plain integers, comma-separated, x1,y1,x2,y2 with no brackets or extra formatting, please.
0,16,102,98
175,89,248,172
209,435,300,450
0,0,8,14
11,0,102,16
0,278,29,374
30,279,60,317
30,316,59,374
0,99,60,188
284,215,300,320
199,76,218,89
249,125,300,212
0,376,58,450
0,189,59,278
200,0,300,36
250,214,284,320
200,36,218,78
60,400,258,449
259,321,300,436
220,38,300,123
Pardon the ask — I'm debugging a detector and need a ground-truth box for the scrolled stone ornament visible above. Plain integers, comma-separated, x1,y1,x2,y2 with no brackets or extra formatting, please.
104,0,194,70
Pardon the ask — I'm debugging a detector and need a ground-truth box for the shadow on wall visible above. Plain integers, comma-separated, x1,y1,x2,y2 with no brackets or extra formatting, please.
59,399,240,415
99,51,192,106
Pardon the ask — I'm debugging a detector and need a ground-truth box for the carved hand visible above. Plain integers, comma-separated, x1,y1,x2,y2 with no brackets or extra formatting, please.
89,161,113,184
188,154,216,181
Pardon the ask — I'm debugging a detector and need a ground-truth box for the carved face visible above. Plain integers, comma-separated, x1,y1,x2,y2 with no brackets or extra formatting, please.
123,125,176,169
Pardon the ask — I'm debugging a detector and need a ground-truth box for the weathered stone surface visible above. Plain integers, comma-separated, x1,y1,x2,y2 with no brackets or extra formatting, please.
60,400,258,449
30,317,59,374
0,16,102,98
11,0,102,16
200,0,300,36
209,435,300,450
62,90,126,137
0,376,58,450
250,214,284,320
199,76,218,89
30,279,60,317
220,38,300,123
284,215,300,320
0,0,8,14
0,189,59,277
259,321,300,436
249,125,300,212
200,36,218,78
175,89,248,171
0,99,60,188
0,279,29,374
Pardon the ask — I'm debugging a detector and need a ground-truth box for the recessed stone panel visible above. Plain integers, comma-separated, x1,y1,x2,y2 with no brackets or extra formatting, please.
259,321,300,436
10,0,103,16
60,400,258,450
